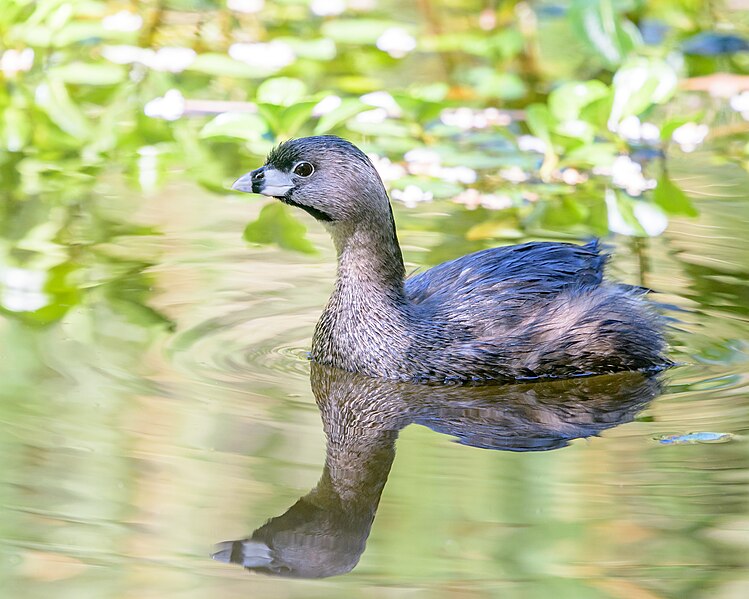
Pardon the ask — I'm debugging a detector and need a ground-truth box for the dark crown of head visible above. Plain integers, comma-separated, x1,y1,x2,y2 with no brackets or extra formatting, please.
265,136,372,171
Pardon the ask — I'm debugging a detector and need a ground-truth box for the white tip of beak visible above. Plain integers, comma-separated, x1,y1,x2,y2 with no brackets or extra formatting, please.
231,172,254,193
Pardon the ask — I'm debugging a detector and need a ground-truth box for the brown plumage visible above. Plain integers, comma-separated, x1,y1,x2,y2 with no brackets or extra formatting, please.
232,136,672,383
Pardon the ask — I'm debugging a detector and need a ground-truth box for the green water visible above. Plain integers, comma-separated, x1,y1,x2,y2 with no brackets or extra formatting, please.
1,149,749,598
3,0,749,596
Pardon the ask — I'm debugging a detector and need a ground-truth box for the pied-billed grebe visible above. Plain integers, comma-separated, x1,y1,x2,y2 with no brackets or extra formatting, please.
232,135,671,383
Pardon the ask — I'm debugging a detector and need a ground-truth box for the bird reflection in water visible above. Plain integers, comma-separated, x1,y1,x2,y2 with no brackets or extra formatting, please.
212,364,663,578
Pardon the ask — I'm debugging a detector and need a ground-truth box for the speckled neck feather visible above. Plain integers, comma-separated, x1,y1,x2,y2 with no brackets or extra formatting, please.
257,136,672,383
328,202,405,292
313,201,412,378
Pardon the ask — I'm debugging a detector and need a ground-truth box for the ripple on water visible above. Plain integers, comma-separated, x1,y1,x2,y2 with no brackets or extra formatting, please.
168,307,315,386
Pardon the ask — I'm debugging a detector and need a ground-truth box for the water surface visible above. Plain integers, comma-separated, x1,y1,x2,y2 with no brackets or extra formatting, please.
2,151,749,598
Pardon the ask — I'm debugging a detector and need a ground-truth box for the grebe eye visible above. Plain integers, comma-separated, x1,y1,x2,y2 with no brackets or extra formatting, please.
293,162,314,177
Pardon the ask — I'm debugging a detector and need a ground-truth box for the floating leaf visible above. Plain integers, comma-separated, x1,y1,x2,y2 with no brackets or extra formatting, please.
243,203,317,254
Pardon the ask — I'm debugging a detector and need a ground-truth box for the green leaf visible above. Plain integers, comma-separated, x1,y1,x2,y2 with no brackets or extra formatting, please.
256,104,284,135
275,37,337,60
610,58,677,126
314,98,368,134
660,116,697,142
526,103,558,179
35,79,91,139
246,138,275,156
47,2,73,31
564,142,618,167
466,221,525,241
653,174,698,217
569,0,641,68
199,113,269,141
108,298,175,332
553,120,595,144
87,87,140,157
187,53,268,78
548,81,610,122
347,119,414,138
605,189,668,237
243,202,317,254
394,177,464,199
525,103,555,144
407,83,449,103
540,197,589,227
48,62,126,85
468,69,527,101
53,22,110,47
441,149,525,169
491,28,525,59
389,93,437,121
280,101,317,136
257,78,308,106
1,106,32,151
424,32,492,57
578,94,614,131
321,19,413,44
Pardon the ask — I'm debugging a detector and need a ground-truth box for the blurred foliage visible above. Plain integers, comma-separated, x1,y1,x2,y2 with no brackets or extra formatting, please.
1,0,748,323
2,3,749,597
